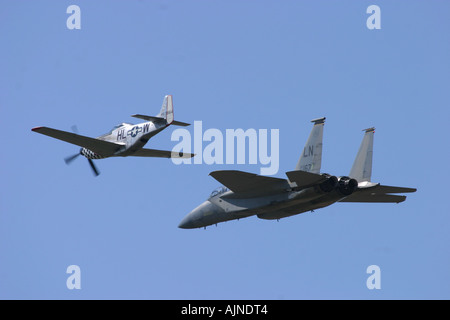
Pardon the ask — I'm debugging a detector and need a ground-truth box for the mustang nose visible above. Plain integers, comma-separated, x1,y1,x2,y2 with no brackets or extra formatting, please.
178,201,211,229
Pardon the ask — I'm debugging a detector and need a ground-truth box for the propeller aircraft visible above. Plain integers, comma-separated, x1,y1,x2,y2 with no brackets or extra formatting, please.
32,95,194,176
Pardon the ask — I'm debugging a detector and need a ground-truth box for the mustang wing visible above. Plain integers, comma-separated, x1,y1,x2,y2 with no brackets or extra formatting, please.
209,170,290,197
32,126,123,156
131,148,195,158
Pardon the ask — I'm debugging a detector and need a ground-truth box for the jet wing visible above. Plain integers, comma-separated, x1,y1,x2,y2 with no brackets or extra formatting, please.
131,148,195,158
209,170,290,197
339,184,416,203
32,126,123,156
285,170,327,189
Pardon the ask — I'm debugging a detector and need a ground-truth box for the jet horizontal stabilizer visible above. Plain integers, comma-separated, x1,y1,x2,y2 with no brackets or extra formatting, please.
370,185,417,194
339,193,407,203
340,184,416,203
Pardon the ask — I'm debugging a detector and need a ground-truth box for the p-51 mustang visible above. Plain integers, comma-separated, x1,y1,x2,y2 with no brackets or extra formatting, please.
178,117,416,229
32,95,194,176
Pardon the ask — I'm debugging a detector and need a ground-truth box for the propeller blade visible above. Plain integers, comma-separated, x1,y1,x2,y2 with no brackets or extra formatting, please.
87,158,100,176
64,153,80,165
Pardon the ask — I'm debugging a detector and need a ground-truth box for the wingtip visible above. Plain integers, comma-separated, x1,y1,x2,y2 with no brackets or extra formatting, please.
31,126,43,132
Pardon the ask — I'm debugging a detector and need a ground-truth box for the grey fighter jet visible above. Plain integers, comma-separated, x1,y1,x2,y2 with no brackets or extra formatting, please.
179,117,416,229
32,95,194,176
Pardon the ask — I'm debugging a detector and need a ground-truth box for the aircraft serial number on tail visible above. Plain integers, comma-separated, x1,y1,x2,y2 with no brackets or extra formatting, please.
303,145,314,157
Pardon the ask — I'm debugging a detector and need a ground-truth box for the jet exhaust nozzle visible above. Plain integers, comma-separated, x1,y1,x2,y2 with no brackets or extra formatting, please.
337,176,358,195
319,175,338,192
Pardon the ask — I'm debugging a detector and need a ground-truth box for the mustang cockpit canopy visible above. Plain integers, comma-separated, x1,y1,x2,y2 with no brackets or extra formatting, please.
113,122,132,130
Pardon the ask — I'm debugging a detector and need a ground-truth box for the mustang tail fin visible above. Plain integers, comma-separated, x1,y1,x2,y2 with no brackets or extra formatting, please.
157,95,174,124
349,127,375,182
131,95,190,126
294,117,325,173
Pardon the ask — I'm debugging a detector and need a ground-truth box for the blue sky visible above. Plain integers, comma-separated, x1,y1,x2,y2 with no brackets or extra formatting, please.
1,0,449,299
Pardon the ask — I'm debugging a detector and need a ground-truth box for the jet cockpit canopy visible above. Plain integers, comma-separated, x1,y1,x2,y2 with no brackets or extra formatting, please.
209,186,229,199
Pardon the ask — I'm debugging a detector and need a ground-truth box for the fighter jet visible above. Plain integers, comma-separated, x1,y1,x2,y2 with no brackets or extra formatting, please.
178,117,416,229
32,95,194,176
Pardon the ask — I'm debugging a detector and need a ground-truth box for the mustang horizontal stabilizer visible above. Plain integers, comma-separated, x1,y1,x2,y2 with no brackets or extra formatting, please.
131,148,195,158
31,126,123,156
131,114,190,127
210,170,290,197
285,170,327,189
131,95,190,126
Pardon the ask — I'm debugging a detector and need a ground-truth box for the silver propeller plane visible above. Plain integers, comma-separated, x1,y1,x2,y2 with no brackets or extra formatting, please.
179,117,416,229
32,95,194,176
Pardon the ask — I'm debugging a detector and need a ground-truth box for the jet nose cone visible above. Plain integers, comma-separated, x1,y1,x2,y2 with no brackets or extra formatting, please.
178,215,194,229
178,201,212,229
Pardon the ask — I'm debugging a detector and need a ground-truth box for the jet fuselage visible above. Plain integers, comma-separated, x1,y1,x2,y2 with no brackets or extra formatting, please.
178,118,415,230
178,180,351,229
